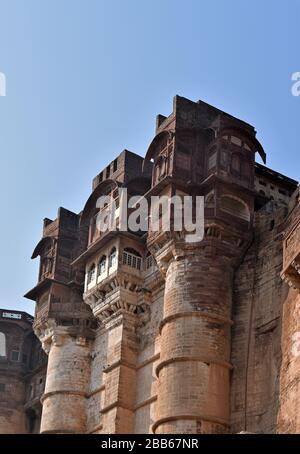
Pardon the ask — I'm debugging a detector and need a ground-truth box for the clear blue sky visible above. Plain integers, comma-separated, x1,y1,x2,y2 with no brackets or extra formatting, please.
0,0,299,315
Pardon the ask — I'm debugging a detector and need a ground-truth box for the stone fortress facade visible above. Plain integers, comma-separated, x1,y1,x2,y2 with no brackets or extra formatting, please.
1,96,300,434
0,309,47,433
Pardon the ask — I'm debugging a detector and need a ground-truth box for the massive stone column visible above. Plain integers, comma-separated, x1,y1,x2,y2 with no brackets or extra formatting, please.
152,239,237,434
279,194,300,433
85,285,150,434
100,312,138,434
38,326,92,434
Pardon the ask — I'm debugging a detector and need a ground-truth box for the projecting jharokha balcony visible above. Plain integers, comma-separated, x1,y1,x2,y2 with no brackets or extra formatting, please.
84,248,157,294
281,216,300,291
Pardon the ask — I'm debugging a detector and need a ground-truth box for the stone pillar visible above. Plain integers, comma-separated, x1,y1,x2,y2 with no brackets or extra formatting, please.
100,312,138,434
153,248,234,434
85,285,150,434
279,209,300,433
277,289,300,433
39,327,91,434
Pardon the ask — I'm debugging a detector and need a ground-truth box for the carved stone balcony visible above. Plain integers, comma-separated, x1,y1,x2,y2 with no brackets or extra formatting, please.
83,271,151,327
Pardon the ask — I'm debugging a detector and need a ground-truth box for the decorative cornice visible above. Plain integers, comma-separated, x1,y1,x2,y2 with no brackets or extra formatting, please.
155,356,233,378
35,323,94,354
83,276,152,326
159,311,233,334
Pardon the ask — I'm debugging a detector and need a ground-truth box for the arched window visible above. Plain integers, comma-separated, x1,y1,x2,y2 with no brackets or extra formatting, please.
155,155,167,182
220,150,228,169
231,154,241,174
205,191,215,208
145,252,154,271
108,248,117,269
176,150,191,171
0,332,6,357
241,158,250,177
87,263,96,284
26,408,37,434
123,248,142,270
98,256,106,276
41,257,52,277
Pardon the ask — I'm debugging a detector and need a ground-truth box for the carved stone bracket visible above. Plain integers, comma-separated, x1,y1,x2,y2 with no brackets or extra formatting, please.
147,221,249,279
83,275,152,327
34,319,92,354
292,259,300,275
281,261,300,292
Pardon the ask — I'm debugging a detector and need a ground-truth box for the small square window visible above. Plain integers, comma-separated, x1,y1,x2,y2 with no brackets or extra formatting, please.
11,350,20,362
